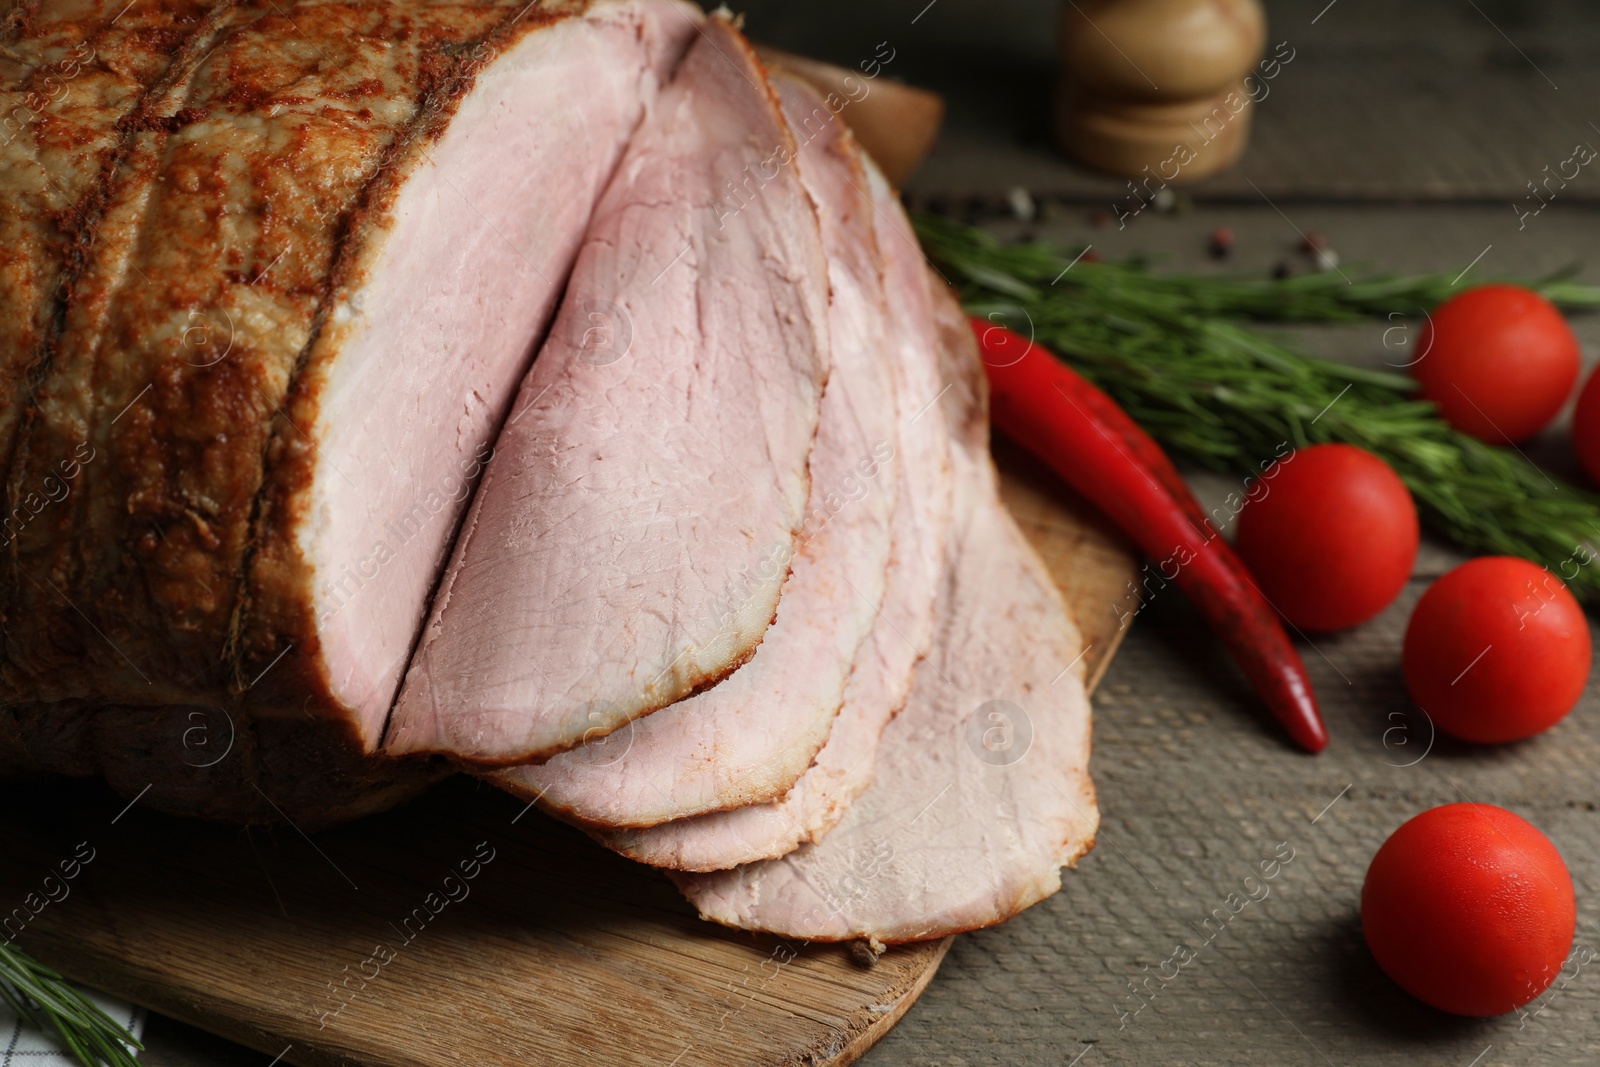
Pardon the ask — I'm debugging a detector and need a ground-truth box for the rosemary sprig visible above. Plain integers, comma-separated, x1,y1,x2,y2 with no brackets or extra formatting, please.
0,943,142,1067
914,214,1600,603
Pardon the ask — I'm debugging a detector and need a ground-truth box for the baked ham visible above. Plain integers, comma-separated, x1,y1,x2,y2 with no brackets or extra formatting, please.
0,0,700,823
0,4,1099,941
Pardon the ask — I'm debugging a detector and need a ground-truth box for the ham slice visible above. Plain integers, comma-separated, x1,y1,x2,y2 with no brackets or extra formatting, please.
493,73,900,826
386,19,832,765
597,158,954,867
672,283,1099,942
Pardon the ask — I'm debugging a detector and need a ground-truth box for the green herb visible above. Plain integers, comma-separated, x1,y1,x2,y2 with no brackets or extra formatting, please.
914,214,1600,602
0,943,142,1067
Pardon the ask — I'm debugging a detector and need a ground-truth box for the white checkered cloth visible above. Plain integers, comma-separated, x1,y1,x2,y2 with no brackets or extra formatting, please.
0,987,143,1066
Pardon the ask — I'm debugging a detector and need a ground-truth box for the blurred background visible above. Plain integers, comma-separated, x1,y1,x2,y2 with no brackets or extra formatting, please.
738,0,1599,204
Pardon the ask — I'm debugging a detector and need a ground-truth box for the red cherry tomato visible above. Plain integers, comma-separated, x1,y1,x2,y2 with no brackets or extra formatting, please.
1403,557,1590,743
1413,284,1579,444
1233,443,1418,631
1362,803,1575,1017
1571,362,1600,484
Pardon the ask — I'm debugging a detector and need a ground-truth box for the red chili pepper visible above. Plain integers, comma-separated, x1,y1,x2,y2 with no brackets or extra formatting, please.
971,317,1328,753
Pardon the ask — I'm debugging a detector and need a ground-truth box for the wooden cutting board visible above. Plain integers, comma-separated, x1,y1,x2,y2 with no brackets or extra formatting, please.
0,445,1136,1067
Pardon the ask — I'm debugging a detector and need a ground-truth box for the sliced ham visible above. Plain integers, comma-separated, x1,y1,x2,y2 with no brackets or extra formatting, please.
672,283,1098,942
598,159,954,868
0,0,700,824
385,20,832,766
493,73,899,826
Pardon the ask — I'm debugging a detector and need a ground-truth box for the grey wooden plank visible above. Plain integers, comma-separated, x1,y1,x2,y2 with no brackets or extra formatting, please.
865,578,1600,1066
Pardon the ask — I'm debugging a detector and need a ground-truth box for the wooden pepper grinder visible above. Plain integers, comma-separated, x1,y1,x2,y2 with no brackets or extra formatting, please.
1055,0,1265,183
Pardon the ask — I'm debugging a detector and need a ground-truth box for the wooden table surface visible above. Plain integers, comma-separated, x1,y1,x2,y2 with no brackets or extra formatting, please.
139,1,1600,1064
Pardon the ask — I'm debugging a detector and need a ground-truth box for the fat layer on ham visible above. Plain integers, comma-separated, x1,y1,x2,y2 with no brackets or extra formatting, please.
497,73,900,828
386,20,832,765
672,284,1099,942
598,158,954,868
